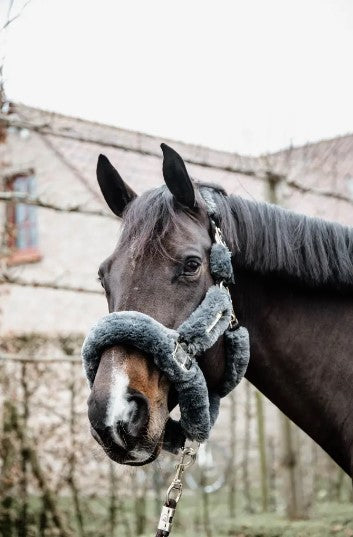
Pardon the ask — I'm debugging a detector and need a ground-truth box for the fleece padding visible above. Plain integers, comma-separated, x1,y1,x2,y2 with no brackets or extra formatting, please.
82,285,237,443
209,243,234,285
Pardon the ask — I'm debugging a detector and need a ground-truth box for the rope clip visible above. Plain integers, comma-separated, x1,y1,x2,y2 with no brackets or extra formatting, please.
157,443,199,535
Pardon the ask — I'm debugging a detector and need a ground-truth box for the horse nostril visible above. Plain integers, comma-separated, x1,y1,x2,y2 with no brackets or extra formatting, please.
128,393,149,433
113,393,149,448
115,420,130,446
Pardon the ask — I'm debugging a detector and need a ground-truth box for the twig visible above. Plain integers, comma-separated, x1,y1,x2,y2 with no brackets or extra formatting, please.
2,116,352,211
0,115,265,179
286,178,353,205
16,105,103,203
0,273,104,294
0,353,82,362
1,0,32,31
0,191,115,219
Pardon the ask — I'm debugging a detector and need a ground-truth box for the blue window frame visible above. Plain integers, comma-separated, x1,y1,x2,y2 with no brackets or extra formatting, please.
7,173,39,253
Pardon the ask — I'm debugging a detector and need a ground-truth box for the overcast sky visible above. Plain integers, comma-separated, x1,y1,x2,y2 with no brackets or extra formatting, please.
2,0,353,155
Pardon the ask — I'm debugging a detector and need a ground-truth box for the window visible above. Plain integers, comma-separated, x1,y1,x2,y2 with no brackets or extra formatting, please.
6,173,42,265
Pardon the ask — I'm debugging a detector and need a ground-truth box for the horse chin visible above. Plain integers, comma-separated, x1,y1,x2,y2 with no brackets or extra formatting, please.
91,425,163,466
103,440,162,466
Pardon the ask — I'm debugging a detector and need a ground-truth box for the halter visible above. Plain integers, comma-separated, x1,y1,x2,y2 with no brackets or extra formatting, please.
81,187,250,452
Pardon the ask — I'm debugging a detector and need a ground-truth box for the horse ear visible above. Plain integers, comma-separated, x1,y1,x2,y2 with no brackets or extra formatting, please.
96,154,137,217
161,143,195,209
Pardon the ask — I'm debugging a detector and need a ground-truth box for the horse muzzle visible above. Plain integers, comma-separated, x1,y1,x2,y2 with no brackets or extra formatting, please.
82,285,250,454
86,345,166,465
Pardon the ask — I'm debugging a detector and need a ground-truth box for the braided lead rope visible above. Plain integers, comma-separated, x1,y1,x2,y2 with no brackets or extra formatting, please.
155,443,199,537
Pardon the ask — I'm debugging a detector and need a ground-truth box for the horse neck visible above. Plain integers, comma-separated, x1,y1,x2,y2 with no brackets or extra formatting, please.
231,268,353,476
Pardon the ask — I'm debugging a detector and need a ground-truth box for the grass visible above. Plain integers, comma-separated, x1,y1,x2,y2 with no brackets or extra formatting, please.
162,498,353,537
4,492,353,536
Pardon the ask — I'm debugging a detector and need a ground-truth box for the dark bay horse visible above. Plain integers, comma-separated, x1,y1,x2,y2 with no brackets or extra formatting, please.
88,144,353,476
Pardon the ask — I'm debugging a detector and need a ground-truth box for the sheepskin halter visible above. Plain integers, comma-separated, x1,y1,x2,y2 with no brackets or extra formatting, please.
81,188,250,452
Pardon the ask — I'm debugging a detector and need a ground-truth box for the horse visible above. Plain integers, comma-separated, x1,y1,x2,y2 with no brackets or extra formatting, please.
87,143,353,476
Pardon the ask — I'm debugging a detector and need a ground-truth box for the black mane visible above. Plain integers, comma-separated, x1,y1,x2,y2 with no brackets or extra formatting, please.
227,193,353,290
119,184,353,290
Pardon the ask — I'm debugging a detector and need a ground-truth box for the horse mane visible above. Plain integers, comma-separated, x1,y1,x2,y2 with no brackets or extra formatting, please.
211,188,353,290
119,183,353,290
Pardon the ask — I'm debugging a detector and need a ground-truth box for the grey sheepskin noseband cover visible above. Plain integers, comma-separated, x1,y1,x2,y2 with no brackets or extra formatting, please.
82,190,250,452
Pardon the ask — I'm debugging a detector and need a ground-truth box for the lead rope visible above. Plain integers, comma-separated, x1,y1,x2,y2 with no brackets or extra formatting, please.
155,442,199,537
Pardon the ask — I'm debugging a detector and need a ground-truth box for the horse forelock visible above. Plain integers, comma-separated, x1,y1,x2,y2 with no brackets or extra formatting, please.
117,183,216,260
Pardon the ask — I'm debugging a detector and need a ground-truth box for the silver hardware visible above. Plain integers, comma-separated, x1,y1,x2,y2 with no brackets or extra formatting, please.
172,341,193,370
165,444,199,504
230,312,239,329
158,505,175,532
205,311,223,334
214,225,226,246
156,443,199,535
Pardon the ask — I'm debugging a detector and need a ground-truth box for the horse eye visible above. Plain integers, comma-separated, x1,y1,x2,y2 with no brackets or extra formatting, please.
183,259,201,275
97,275,105,288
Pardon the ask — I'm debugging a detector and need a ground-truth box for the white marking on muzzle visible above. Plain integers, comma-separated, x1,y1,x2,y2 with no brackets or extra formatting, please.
105,366,135,447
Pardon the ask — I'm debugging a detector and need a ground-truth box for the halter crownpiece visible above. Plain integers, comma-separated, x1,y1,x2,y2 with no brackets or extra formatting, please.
81,188,250,452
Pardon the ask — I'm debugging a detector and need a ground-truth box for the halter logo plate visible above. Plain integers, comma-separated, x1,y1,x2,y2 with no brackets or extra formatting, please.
158,505,175,532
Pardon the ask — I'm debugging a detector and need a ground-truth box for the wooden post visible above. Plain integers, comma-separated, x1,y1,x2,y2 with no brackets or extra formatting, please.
335,467,345,501
268,435,277,511
133,471,146,536
242,380,253,513
255,390,269,511
228,391,237,517
200,465,212,537
280,412,303,519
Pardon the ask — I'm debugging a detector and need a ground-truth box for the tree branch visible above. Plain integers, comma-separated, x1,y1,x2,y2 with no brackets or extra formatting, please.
1,0,32,31
0,353,82,363
285,178,353,205
0,273,104,294
0,115,264,179
1,116,351,206
0,191,115,219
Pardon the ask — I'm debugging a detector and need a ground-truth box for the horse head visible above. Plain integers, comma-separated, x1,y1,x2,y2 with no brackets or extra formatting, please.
87,144,233,465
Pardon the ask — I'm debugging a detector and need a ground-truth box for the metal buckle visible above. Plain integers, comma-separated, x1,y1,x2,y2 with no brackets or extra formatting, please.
229,312,239,329
218,281,238,329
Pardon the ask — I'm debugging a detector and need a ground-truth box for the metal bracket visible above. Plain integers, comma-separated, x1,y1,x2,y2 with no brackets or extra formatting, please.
214,225,226,246
172,341,193,370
